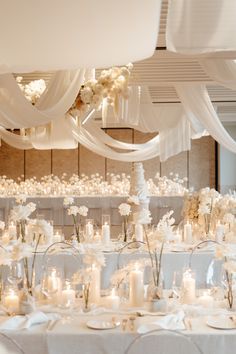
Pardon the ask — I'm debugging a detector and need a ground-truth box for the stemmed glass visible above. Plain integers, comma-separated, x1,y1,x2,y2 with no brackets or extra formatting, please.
7,261,24,287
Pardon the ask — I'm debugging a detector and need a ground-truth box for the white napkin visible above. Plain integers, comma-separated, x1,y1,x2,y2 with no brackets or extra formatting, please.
137,311,186,333
0,311,61,330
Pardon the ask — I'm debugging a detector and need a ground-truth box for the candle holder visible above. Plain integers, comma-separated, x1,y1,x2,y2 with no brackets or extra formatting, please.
3,286,20,316
60,279,76,309
84,219,94,242
181,268,196,304
101,215,111,246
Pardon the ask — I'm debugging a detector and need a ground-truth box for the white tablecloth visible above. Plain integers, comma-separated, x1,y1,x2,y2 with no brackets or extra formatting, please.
1,313,236,354
17,248,216,290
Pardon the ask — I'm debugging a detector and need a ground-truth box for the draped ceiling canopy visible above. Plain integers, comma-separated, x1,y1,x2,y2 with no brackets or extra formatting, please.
0,0,236,162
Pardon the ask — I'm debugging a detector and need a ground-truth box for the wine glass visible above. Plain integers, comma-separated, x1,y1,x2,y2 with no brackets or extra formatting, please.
7,261,24,287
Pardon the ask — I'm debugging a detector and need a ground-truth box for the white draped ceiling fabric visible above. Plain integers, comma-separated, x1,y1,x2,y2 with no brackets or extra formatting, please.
0,0,236,162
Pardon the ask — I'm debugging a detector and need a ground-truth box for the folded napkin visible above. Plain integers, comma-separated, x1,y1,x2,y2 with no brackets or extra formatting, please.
137,311,186,333
0,311,61,330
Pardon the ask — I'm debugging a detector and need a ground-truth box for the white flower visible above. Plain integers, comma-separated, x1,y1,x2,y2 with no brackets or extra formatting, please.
10,203,36,221
80,86,93,104
15,195,27,204
63,197,74,206
198,204,210,215
223,213,235,224
67,206,79,216
35,219,53,242
118,203,131,216
0,221,5,230
11,242,33,261
78,206,88,217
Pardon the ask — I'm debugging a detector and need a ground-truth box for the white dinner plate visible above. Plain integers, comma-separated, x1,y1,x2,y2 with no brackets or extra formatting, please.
206,316,236,330
86,320,120,330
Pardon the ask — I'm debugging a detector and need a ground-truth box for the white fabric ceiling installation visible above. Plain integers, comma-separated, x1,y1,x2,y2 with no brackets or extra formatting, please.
0,0,236,161
0,0,161,72
166,0,236,54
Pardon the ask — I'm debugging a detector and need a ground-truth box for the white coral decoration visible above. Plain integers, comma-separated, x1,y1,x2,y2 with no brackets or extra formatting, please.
10,202,36,221
118,203,131,216
133,209,152,225
67,206,80,216
156,210,175,240
0,221,5,230
78,206,88,217
63,197,74,206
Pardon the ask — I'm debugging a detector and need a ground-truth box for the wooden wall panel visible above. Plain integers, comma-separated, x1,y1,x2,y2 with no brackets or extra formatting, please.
0,141,24,179
161,151,188,180
52,149,78,177
79,145,106,179
189,136,216,190
106,129,133,176
133,130,160,180
25,149,51,179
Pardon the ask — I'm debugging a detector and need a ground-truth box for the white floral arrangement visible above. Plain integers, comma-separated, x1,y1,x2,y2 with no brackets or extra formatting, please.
64,197,88,243
10,202,36,222
69,63,133,118
155,210,175,241
118,203,131,217
183,188,236,234
149,172,188,196
16,77,46,105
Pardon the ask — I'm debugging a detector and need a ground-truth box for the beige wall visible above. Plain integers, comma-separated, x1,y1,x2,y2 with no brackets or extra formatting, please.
0,130,216,190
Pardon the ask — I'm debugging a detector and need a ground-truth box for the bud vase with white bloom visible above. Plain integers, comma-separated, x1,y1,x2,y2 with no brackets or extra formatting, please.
118,203,131,242
64,198,88,243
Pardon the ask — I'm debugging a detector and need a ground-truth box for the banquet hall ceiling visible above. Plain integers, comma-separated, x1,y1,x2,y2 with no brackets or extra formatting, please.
18,0,236,122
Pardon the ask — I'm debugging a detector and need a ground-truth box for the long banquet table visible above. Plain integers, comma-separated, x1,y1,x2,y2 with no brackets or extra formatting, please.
1,311,236,354
0,196,184,229
26,247,217,289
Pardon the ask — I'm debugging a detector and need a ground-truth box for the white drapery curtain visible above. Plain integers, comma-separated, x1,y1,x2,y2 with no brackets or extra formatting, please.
200,59,236,91
175,83,236,154
0,69,85,129
166,0,236,54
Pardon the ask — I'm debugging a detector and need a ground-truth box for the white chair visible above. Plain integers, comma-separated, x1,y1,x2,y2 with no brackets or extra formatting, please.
124,329,203,354
0,332,25,354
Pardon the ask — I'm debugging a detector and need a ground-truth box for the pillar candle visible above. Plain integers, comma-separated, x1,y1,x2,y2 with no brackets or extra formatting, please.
184,222,192,244
135,224,143,242
89,264,100,304
129,265,144,307
4,289,19,313
181,269,196,304
198,291,214,308
53,231,62,243
102,222,110,245
61,282,76,307
106,288,120,310
85,222,94,239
